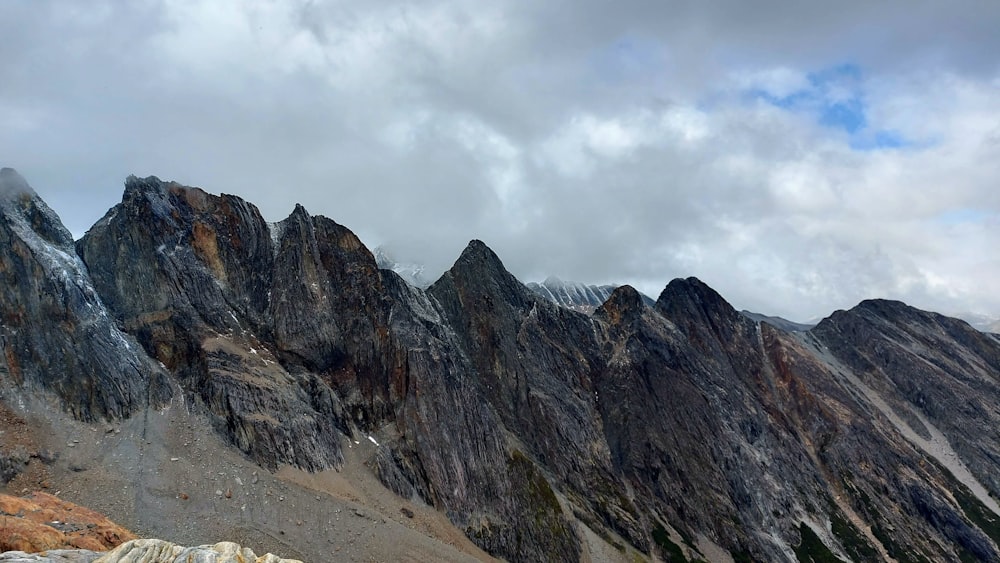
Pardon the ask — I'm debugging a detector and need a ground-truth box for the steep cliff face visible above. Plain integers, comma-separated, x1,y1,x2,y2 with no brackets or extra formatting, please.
428,241,609,486
594,281,832,560
811,299,1000,499
76,177,356,471
5,170,1000,562
73,181,577,561
809,301,1000,560
593,279,1000,562
0,169,170,421
427,242,637,557
371,269,561,562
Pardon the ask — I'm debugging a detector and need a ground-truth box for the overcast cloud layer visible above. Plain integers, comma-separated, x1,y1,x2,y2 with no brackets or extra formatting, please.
3,0,999,321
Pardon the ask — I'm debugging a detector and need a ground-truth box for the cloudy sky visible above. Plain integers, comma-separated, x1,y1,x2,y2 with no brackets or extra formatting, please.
3,1,999,321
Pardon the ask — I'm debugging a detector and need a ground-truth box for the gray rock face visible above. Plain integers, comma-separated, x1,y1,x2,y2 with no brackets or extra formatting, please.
427,241,626,558
0,169,171,421
595,280,1000,561
811,301,1000,524
76,177,362,471
6,170,1000,562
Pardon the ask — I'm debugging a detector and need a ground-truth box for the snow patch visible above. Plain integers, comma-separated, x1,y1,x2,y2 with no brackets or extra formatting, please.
268,221,285,252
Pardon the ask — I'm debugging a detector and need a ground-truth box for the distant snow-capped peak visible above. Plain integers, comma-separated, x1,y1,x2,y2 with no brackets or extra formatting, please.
374,246,432,288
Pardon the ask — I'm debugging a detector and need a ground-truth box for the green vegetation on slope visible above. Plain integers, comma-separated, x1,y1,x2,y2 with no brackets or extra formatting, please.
793,522,843,563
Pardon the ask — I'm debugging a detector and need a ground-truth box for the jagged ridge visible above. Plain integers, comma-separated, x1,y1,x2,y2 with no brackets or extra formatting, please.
3,170,1000,562
527,276,655,314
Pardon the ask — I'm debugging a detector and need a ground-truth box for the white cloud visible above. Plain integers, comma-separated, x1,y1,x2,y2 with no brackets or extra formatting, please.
3,0,1000,322
734,67,810,98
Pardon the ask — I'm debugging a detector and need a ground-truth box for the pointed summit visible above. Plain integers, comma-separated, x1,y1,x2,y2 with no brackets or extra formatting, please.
428,239,534,337
594,284,647,326
122,174,168,201
0,167,74,247
0,170,171,420
432,239,527,307
655,276,755,347
656,277,740,322
290,202,311,219
0,167,33,197
453,239,507,273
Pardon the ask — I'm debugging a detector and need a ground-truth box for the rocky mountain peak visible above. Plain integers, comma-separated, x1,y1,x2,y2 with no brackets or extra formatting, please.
655,276,748,331
9,170,1000,562
288,202,311,220
855,297,913,316
0,168,73,248
120,175,227,223
594,284,646,325
121,174,170,204
431,239,531,311
0,167,32,196
815,298,935,335
0,172,171,421
453,239,504,272
123,173,160,189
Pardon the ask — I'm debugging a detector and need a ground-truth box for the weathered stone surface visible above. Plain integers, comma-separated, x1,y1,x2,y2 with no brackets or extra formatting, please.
375,262,574,562
0,539,300,563
427,241,636,556
812,299,1000,497
0,169,171,421
592,279,1000,561
0,492,135,553
76,177,350,471
95,539,301,563
0,447,29,485
0,550,100,562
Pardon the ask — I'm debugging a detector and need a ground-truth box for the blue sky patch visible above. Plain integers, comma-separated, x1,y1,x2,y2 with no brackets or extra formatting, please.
747,63,912,150
850,130,908,150
935,208,995,226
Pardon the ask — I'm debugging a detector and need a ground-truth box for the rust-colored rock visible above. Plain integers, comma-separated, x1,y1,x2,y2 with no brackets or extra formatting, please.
0,492,135,553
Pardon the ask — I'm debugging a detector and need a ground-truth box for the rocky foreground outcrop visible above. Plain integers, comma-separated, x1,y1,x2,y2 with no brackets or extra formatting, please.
0,492,134,553
0,539,300,563
0,492,298,563
5,168,1000,561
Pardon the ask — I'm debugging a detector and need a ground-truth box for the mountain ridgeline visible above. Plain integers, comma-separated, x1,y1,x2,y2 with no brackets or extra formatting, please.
526,278,627,313
4,169,1000,562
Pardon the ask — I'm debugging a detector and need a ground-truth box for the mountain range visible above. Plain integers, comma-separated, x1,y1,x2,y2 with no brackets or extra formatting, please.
4,168,1000,562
